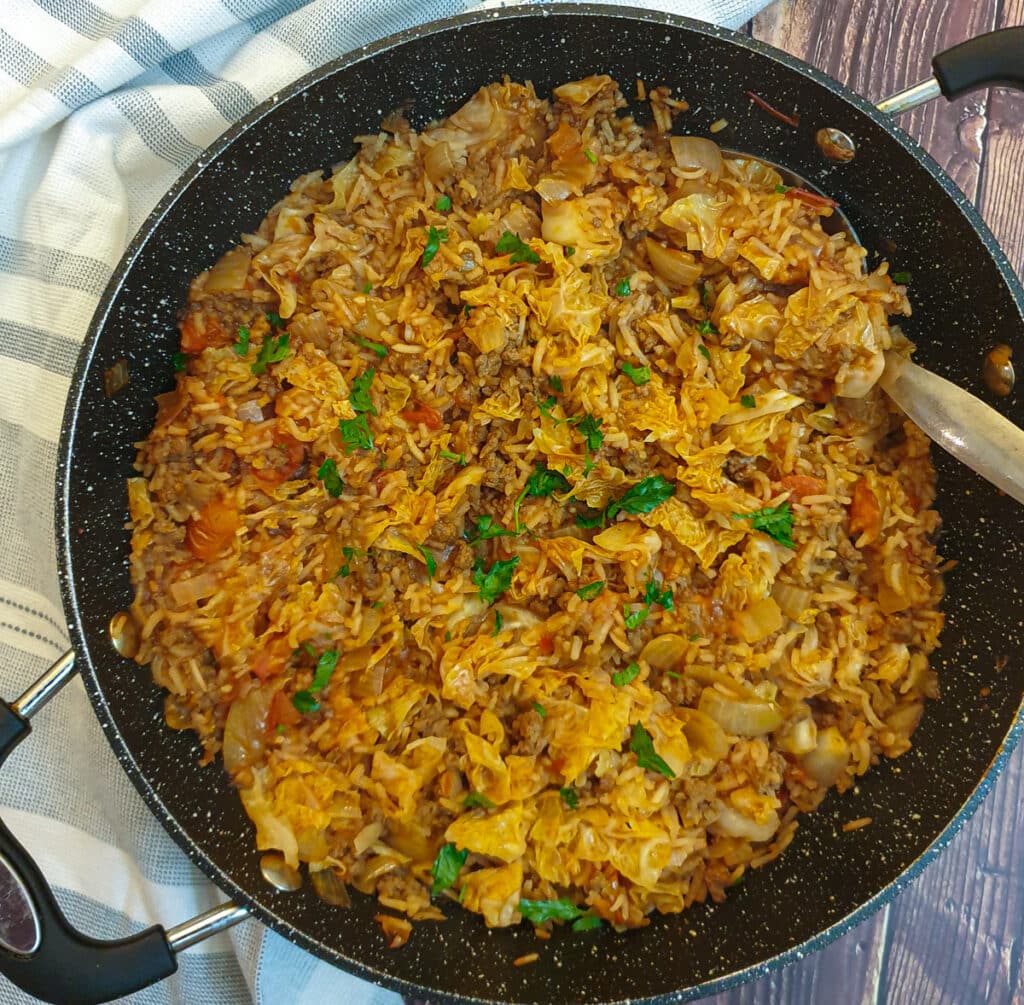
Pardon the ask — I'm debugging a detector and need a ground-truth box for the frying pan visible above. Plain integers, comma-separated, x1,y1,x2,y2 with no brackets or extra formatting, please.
2,6,1024,1004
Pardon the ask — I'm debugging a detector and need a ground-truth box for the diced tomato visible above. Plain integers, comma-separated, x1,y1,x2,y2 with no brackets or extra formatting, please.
538,634,555,656
267,689,302,732
810,379,834,404
185,497,239,561
400,402,443,430
849,477,881,543
779,474,826,502
179,312,227,353
252,430,305,486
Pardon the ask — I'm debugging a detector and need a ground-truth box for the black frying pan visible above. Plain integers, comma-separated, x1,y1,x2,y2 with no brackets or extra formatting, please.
2,6,1024,1004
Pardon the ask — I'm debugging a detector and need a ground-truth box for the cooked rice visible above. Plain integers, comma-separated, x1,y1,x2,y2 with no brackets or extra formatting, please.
125,75,943,933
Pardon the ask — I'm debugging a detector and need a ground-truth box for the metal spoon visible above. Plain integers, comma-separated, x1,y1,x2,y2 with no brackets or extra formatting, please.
773,160,1024,506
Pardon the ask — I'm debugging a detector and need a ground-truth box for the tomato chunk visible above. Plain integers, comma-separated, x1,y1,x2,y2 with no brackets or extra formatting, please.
400,402,443,430
186,497,239,561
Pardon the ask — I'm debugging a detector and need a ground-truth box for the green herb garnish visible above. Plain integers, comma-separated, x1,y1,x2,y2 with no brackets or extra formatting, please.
495,230,541,264
697,344,711,361
775,183,791,194
251,333,290,375
472,555,520,604
361,281,373,294
741,394,756,408
266,311,285,329
337,546,362,578
629,722,675,779
339,413,373,453
584,148,598,164
356,337,388,359
518,898,586,924
317,458,344,498
565,246,576,257
613,662,640,687
435,195,452,212
614,277,632,297
644,577,674,611
732,502,795,549
234,325,251,356
548,375,564,393
537,395,559,421
531,700,547,718
349,368,376,415
575,580,605,601
892,271,911,284
560,787,579,809
514,463,572,530
463,791,495,809
577,414,604,475
698,320,717,335
621,362,651,385
422,225,449,267
466,514,516,543
572,915,603,932
431,844,468,895
666,670,682,680
172,351,187,372
493,610,503,635
418,545,437,579
291,691,320,714
623,605,649,630
440,449,466,465
292,648,339,714
607,474,675,520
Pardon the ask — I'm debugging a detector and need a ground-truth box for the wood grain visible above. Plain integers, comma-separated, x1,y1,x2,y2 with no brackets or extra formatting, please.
701,3,1024,1004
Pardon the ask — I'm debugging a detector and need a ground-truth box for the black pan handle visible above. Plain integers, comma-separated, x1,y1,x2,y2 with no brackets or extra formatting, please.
0,652,175,1004
932,26,1024,100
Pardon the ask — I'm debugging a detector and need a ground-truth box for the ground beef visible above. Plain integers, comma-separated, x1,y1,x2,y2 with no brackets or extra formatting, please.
477,352,502,377
723,453,758,485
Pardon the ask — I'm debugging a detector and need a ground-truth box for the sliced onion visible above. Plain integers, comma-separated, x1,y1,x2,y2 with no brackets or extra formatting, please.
772,581,813,621
644,237,703,286
669,136,723,178
311,867,352,907
699,687,784,736
223,687,272,775
677,707,730,759
640,633,688,671
732,596,783,644
775,714,817,755
801,726,849,786
169,570,221,607
711,802,779,842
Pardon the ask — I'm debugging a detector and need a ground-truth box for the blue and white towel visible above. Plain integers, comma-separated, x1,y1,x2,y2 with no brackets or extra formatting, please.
0,0,771,1001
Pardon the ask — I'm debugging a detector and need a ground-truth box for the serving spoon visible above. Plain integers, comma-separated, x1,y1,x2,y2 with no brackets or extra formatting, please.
772,160,1024,506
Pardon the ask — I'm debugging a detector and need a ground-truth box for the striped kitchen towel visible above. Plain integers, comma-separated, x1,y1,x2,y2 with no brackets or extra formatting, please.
0,0,771,1002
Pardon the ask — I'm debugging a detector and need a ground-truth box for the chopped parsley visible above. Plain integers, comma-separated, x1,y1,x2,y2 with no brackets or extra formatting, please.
575,580,605,601
266,311,285,329
349,368,377,415
562,465,572,476
584,148,598,164
741,393,756,408
607,474,675,520
444,630,452,642
493,610,503,636
697,344,711,361
251,333,290,375
361,280,373,294
317,458,344,498
440,449,466,465
775,183,791,194
630,723,675,779
698,319,717,335
537,395,559,421
623,605,649,630
463,304,474,317
466,514,516,543
431,844,467,895
644,577,674,611
565,246,576,257
495,230,541,264
336,546,363,578
621,362,651,385
514,463,572,530
417,544,437,579
689,633,701,642
422,225,449,267
518,898,600,932
292,648,339,714
531,700,547,718
339,413,373,453
234,325,251,356
732,502,795,549
172,351,187,372
701,283,713,309
356,336,388,359
463,791,495,809
434,195,452,212
892,270,911,285
577,414,604,475
548,375,564,393
614,277,632,297
472,555,520,604
666,670,682,680
560,787,579,809
612,662,640,687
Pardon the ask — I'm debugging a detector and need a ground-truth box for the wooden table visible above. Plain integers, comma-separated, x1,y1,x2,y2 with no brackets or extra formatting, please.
707,2,1024,1002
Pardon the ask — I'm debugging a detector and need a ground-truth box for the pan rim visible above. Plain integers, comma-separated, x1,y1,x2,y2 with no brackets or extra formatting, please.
53,4,1024,1003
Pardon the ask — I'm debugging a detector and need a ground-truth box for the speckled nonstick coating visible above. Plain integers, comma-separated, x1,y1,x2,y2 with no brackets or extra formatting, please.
54,5,1024,1003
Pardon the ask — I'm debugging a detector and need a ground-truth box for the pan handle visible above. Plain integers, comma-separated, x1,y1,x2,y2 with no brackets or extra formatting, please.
878,26,1024,115
0,651,248,1004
